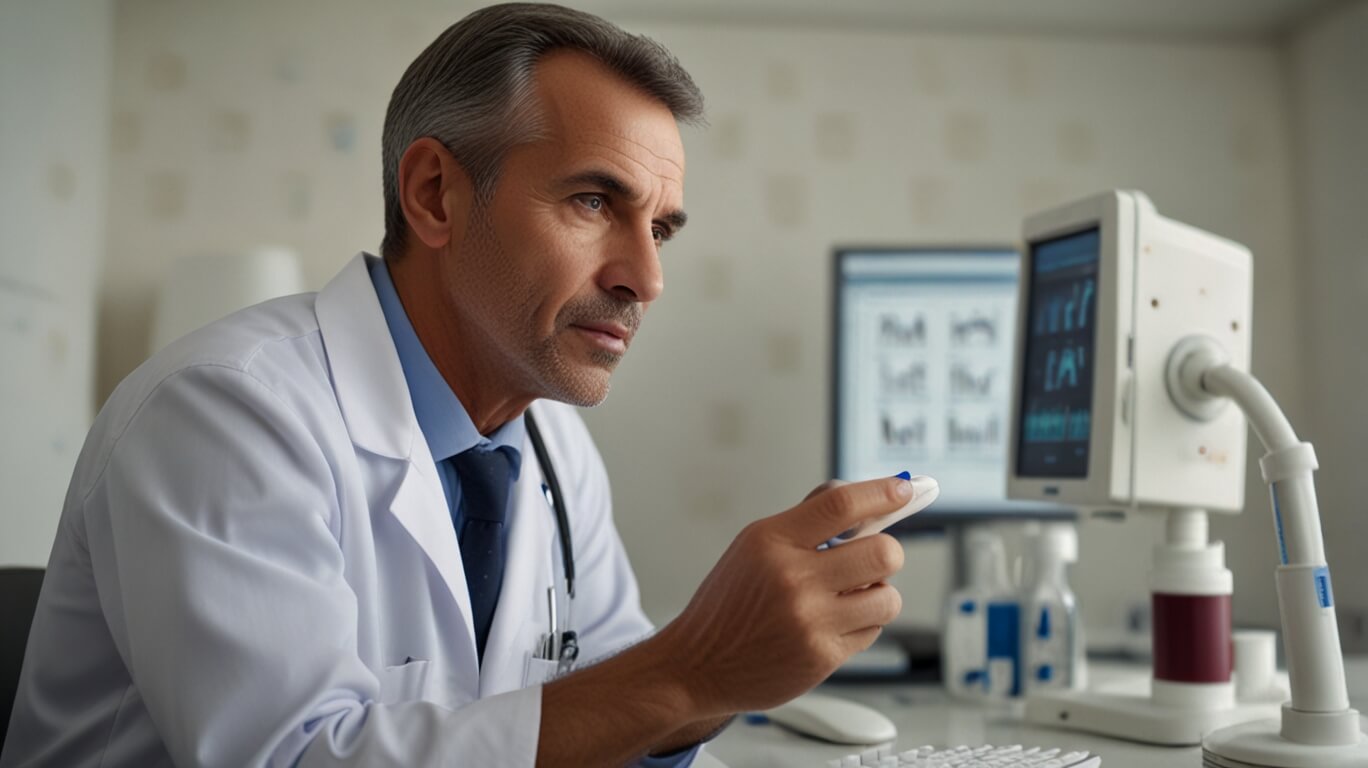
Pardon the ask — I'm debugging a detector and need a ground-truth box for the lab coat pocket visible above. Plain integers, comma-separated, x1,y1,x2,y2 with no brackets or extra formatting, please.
381,658,473,710
380,659,432,704
523,654,561,687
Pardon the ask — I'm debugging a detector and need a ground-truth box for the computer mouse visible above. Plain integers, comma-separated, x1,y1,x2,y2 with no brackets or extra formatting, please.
765,692,898,745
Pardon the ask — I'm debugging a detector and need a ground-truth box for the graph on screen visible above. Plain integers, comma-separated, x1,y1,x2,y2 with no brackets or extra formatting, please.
835,248,1057,515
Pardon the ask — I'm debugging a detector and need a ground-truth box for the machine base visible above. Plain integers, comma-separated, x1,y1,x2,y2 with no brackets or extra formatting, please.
1024,687,1283,746
1202,717,1368,767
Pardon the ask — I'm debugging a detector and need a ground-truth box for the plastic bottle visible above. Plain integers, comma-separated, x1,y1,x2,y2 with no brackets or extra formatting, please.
942,527,1015,700
1020,522,1084,693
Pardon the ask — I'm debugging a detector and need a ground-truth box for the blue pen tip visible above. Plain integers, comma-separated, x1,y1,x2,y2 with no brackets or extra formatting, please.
895,470,912,481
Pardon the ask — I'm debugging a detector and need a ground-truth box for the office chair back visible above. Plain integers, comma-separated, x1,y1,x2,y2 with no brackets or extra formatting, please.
1,568,45,753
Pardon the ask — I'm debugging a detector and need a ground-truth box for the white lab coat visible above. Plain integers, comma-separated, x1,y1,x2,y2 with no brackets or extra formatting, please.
1,254,664,767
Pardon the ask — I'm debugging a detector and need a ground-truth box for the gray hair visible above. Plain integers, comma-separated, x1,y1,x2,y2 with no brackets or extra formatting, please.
380,2,705,259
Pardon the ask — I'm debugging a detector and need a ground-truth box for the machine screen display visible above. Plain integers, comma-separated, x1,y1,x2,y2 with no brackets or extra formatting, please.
1016,228,1100,478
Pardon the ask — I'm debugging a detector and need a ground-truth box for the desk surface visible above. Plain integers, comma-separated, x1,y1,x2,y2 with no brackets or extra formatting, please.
708,658,1368,767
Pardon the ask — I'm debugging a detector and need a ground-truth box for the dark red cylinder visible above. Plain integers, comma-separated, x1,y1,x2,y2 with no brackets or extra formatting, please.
1152,592,1232,683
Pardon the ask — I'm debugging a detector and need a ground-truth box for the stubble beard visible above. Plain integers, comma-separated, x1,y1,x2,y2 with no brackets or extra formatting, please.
462,210,639,409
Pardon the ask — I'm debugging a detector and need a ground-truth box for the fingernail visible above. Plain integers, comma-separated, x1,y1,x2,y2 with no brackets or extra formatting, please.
894,471,913,497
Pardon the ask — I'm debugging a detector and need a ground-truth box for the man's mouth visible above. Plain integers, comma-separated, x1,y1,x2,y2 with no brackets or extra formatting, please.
570,321,633,355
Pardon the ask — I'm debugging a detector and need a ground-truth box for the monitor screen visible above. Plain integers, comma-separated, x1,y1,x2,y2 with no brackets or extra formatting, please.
1015,228,1101,478
833,248,1063,519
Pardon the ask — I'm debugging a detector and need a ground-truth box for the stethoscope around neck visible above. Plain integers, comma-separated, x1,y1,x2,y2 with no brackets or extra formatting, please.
524,411,579,667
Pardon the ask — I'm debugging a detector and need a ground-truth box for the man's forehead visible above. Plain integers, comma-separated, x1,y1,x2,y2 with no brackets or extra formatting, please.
531,50,686,178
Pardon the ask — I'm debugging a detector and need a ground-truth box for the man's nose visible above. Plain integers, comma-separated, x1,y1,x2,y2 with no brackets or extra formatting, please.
599,225,663,304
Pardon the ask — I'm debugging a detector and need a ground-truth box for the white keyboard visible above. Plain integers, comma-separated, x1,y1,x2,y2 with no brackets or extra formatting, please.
825,744,1101,767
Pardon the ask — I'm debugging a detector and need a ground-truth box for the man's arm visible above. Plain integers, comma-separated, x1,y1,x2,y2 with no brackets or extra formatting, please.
535,477,911,765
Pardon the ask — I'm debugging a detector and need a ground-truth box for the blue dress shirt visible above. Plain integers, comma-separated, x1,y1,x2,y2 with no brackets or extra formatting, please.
367,256,698,767
368,257,525,521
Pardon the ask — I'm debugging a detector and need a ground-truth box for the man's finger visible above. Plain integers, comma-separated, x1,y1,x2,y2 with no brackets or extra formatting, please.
815,534,905,593
840,626,885,657
827,582,903,636
801,479,847,504
776,476,913,547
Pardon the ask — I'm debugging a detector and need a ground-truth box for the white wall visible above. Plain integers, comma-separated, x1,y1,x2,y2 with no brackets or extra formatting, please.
1288,0,1368,652
599,23,1301,633
96,1,1310,636
0,2,111,566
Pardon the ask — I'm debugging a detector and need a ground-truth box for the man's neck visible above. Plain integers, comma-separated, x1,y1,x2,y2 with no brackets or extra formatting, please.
385,253,532,436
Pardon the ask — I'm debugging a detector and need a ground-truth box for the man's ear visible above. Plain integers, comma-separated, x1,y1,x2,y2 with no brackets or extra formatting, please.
397,137,473,251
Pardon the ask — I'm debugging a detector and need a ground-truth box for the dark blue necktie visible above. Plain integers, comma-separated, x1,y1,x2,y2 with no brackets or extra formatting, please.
451,446,512,662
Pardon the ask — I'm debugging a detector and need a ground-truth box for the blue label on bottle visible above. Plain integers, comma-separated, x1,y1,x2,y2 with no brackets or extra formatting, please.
986,602,1021,696
1037,606,1052,639
959,599,976,615
1314,566,1333,608
1037,664,1053,682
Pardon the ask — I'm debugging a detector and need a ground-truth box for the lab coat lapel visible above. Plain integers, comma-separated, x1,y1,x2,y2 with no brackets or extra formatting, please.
480,414,555,696
314,254,413,463
316,253,479,664
389,448,479,662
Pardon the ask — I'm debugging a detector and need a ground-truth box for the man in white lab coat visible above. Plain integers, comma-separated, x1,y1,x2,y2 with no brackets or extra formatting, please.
1,4,911,766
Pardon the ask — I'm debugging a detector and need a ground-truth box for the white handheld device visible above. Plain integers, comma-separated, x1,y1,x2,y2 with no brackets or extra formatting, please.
829,474,940,545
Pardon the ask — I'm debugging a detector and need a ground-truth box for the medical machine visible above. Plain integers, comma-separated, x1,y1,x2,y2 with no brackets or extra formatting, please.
1006,190,1367,765
831,246,1066,526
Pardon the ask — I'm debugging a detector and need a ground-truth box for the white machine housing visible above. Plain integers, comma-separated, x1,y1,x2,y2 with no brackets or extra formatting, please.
1006,190,1252,513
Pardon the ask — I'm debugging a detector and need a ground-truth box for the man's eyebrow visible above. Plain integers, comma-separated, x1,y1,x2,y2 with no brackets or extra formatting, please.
659,209,688,233
560,170,640,200
561,170,688,233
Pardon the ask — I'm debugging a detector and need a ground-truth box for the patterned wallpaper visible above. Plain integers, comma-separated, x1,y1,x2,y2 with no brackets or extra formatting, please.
1,1,109,565
106,0,1301,630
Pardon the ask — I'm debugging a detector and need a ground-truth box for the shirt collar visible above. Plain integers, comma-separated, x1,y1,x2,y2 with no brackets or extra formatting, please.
366,255,524,472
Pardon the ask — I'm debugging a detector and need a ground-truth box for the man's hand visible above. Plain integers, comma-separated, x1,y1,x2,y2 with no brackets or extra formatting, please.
536,475,910,766
654,475,910,718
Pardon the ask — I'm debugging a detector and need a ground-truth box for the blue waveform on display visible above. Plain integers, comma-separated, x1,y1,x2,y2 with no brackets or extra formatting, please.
1023,407,1091,443
1044,346,1086,392
1068,409,1090,441
1034,278,1095,336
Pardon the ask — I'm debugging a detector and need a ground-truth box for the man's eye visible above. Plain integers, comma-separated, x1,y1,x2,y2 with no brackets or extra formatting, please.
577,194,606,212
652,227,668,245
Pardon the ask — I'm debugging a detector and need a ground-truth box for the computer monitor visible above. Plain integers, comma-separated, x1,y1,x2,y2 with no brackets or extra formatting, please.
831,246,1067,528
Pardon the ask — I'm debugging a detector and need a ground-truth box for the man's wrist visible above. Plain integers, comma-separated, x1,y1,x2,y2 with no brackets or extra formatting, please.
625,625,710,724
537,627,712,765
648,714,736,757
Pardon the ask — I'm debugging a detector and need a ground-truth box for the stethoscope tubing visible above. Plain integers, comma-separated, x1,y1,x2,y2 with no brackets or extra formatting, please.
525,410,575,600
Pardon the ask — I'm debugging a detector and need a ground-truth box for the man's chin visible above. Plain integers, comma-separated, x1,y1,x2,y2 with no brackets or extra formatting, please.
538,362,614,408
546,379,611,408
528,336,623,406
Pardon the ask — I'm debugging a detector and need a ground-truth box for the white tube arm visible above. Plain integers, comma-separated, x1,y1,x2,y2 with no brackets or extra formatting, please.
1199,364,1349,719
1201,365,1298,452
1201,365,1324,565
